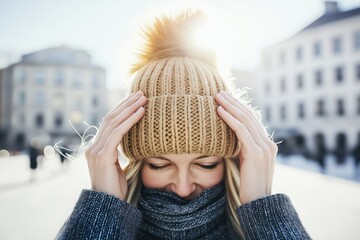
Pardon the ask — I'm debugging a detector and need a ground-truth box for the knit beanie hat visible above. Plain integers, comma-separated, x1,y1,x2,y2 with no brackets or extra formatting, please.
120,9,240,161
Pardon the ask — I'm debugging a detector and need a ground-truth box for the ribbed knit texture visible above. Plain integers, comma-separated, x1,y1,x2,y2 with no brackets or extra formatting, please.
120,57,240,160
56,189,142,240
238,194,311,240
137,182,237,239
56,191,310,239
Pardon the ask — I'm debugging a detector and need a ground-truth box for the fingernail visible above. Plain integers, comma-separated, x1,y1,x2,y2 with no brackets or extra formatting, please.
135,90,143,96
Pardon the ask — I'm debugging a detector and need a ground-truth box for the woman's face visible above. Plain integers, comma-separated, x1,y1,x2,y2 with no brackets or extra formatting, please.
141,153,224,199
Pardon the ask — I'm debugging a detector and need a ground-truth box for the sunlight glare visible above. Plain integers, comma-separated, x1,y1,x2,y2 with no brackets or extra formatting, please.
192,10,241,75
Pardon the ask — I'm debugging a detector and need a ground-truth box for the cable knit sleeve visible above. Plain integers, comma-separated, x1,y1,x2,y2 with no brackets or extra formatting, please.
56,189,142,240
237,194,311,240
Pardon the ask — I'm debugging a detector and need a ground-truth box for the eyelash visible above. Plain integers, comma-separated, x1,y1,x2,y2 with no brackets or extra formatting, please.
200,163,219,170
148,163,219,171
148,164,169,171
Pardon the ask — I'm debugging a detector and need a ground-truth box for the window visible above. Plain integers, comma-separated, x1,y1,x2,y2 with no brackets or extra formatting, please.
298,102,305,119
314,133,326,150
336,99,345,116
297,74,304,89
335,133,347,155
55,70,64,86
265,106,271,122
35,71,45,85
74,94,83,110
316,99,326,116
332,37,342,54
315,70,323,85
16,68,27,84
356,64,360,81
73,73,82,88
92,96,98,107
19,91,26,106
53,92,65,108
54,114,63,127
280,104,286,120
35,113,44,128
280,77,286,92
313,41,321,57
92,75,99,88
354,31,360,50
335,66,344,82
34,92,46,106
296,46,302,61
297,74,303,89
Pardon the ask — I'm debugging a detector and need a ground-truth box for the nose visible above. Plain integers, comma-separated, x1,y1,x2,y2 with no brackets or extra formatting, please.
170,172,196,199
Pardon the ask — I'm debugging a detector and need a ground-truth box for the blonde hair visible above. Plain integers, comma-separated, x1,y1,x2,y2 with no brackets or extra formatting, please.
122,156,244,238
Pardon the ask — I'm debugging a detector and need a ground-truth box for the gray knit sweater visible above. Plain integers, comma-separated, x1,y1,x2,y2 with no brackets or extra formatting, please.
56,190,310,240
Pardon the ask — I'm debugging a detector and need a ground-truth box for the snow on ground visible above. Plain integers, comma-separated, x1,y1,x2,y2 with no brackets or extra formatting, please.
277,154,360,183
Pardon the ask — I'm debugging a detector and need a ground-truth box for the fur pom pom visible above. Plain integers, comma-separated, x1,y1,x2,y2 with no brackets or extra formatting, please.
130,9,217,74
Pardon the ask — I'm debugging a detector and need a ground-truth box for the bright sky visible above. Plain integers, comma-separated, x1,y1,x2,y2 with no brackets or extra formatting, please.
0,0,359,89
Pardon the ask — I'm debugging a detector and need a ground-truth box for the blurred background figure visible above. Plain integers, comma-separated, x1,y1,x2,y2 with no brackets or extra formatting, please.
28,138,40,181
313,133,327,173
333,133,347,165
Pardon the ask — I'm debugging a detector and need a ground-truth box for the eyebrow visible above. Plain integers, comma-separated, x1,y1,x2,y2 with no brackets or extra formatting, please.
151,155,211,161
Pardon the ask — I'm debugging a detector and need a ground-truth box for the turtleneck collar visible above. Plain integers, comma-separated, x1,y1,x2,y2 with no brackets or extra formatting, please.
137,182,229,239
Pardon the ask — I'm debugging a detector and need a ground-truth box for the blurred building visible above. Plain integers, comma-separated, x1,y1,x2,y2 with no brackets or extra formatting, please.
258,1,360,158
0,46,107,150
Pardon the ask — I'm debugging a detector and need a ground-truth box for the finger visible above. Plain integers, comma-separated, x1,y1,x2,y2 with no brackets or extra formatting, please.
219,92,277,193
103,106,146,152
98,96,147,151
218,91,269,140
85,92,142,189
219,105,274,194
216,93,267,151
216,91,276,152
95,92,145,148
217,106,262,161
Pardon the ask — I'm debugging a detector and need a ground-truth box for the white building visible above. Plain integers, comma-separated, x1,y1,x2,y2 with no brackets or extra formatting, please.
0,46,107,150
258,1,360,161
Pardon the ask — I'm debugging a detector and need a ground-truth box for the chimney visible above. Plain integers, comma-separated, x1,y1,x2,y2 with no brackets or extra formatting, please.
324,1,339,15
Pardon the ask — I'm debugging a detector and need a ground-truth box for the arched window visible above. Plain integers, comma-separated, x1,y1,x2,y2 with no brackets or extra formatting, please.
35,114,44,128
54,114,63,128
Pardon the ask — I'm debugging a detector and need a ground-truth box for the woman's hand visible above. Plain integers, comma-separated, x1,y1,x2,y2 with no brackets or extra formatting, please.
215,91,277,204
85,90,147,200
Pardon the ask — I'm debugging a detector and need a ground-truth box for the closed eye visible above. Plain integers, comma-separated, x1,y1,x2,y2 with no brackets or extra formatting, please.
197,163,220,170
148,163,170,170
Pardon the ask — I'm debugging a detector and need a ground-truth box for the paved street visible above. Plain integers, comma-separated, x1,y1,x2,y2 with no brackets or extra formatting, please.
0,154,359,240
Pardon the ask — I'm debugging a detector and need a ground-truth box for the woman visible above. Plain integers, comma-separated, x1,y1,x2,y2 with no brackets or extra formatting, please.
57,9,310,240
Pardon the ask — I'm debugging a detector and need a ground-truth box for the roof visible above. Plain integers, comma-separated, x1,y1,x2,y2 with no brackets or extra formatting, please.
19,45,97,67
300,5,360,32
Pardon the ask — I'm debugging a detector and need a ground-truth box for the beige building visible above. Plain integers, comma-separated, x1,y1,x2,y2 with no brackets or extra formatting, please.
257,1,360,160
0,46,107,150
